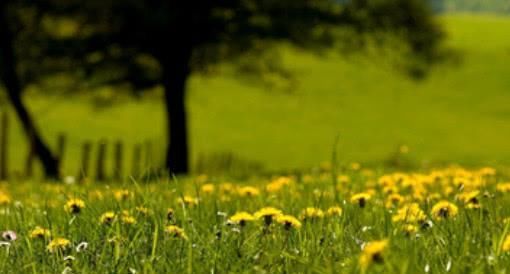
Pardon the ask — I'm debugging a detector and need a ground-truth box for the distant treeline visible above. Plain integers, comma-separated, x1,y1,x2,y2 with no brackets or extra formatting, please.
334,0,510,14
430,0,510,14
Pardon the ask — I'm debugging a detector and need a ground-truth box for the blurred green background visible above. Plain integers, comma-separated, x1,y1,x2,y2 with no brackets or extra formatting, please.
2,14,510,175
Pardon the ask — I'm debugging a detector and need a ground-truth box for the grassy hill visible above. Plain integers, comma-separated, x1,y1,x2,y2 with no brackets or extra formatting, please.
2,14,510,176
433,0,510,14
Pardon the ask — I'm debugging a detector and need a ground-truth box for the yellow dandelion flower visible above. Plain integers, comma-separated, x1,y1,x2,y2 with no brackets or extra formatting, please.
164,225,188,240
453,177,469,188
385,193,404,208
201,184,215,194
496,183,510,193
121,215,136,225
266,177,292,193
301,207,324,219
392,203,426,224
458,190,480,209
219,183,235,194
350,192,371,208
228,212,255,226
64,198,85,214
431,201,458,220
378,175,395,187
255,207,282,218
177,196,198,206
30,226,51,239
47,238,71,253
0,192,11,205
237,186,260,197
502,235,510,252
114,189,131,201
276,215,302,230
402,224,418,235
254,207,283,225
327,206,343,217
478,167,496,176
100,211,116,225
265,182,283,193
359,240,389,270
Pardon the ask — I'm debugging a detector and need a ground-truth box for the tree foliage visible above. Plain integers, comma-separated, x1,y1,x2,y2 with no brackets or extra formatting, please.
1,0,446,176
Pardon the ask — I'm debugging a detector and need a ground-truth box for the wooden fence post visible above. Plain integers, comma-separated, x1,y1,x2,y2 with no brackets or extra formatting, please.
132,143,142,178
96,139,107,181
113,140,123,180
0,112,8,180
78,141,92,181
57,133,66,163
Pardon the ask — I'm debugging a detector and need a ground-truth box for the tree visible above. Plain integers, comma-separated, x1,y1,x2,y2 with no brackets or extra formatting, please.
9,0,446,175
0,1,60,178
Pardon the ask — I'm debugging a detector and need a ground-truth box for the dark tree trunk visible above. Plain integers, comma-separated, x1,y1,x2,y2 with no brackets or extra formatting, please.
0,4,60,178
160,49,192,175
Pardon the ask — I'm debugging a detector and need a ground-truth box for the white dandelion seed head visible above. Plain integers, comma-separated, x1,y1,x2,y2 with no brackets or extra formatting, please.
76,242,89,252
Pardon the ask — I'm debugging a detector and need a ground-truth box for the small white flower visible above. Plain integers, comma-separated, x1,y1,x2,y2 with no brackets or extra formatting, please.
446,259,452,272
487,255,495,265
128,268,137,274
76,242,88,252
361,226,372,232
424,264,430,273
2,230,17,241
64,255,75,262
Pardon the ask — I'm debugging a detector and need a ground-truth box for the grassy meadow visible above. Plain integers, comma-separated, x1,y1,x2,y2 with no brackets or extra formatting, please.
1,13,510,274
1,166,510,273
1,14,510,176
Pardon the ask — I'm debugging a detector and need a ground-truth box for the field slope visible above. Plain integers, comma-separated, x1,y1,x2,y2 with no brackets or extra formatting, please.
2,14,510,175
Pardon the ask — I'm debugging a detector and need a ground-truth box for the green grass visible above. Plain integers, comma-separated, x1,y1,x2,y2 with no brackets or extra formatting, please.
0,166,509,273
2,14,510,176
